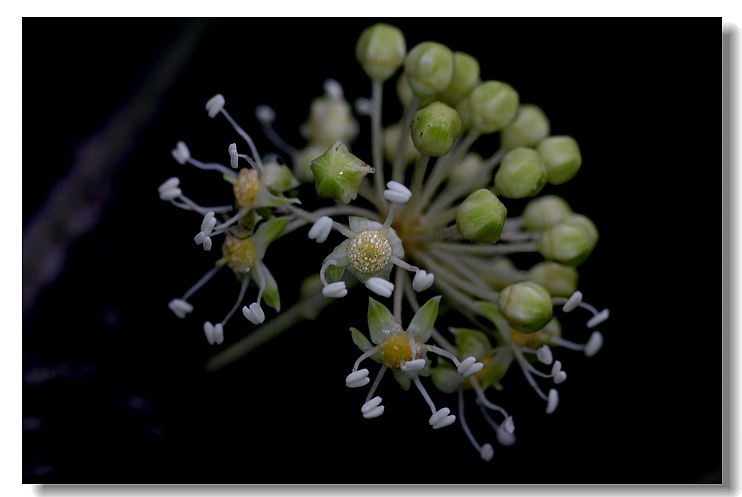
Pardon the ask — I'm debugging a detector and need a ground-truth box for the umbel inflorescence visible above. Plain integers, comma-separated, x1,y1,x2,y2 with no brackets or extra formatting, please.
160,23,609,462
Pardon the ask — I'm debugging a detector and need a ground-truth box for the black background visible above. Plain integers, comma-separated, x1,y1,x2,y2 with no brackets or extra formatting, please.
23,18,720,484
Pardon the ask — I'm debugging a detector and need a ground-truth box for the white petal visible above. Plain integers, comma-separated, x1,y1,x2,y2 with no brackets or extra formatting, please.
537,346,553,365
322,282,347,298
546,388,559,414
584,331,604,357
563,291,582,312
586,309,610,328
361,396,383,414
366,277,394,298
205,94,225,118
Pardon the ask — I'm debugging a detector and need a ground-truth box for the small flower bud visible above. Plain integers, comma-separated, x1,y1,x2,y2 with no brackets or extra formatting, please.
455,97,474,131
494,147,547,199
310,141,375,204
396,73,415,109
536,135,582,185
410,101,462,157
355,23,406,82
205,94,225,118
469,80,520,134
455,189,507,244
536,214,599,266
404,41,454,98
525,261,579,298
447,152,488,191
497,282,554,334
383,122,418,166
500,104,550,150
521,195,573,231
438,51,481,106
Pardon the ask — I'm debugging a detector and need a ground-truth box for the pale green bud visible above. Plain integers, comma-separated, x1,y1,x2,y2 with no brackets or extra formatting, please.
356,23,406,82
536,214,598,266
383,122,418,166
536,135,582,185
301,95,359,147
310,141,375,204
494,147,547,199
500,104,550,150
481,347,514,390
438,51,481,106
469,80,519,134
525,261,579,298
431,360,465,394
497,282,553,334
411,101,462,157
450,327,490,361
455,97,474,131
447,152,488,191
404,41,454,98
455,189,507,244
294,143,328,183
521,195,573,231
396,73,415,108
481,257,520,292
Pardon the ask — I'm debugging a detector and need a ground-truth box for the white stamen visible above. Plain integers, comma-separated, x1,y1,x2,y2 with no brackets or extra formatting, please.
457,356,477,375
158,177,180,193
168,299,193,319
546,388,559,414
347,378,370,388
323,78,344,99
554,371,567,384
213,323,224,345
322,281,347,299
203,321,215,345
354,97,372,116
346,369,369,388
194,231,206,245
363,405,384,419
366,277,394,298
551,360,562,376
479,444,494,462
308,216,333,243
201,211,216,233
412,270,435,292
587,309,610,328
462,361,484,378
255,104,276,124
402,359,426,372
242,302,265,325
563,291,582,312
584,331,604,357
502,416,515,434
537,346,553,365
361,396,383,414
205,94,225,118
429,408,451,426
383,181,412,204
432,414,456,429
159,186,182,201
229,143,239,169
171,142,190,165
203,237,212,251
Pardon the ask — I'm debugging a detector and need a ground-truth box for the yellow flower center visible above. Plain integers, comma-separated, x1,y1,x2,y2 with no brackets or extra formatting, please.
346,230,392,275
222,234,257,273
379,333,419,372
234,168,260,208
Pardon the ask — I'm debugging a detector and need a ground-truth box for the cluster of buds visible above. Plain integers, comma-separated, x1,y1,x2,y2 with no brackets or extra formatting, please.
159,23,609,462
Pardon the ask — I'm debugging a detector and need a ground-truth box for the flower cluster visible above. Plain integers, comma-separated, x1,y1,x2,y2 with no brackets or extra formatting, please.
160,23,609,462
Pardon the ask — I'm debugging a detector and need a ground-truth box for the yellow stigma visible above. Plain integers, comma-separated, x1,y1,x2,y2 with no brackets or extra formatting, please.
234,168,260,208
222,234,257,273
379,333,419,372
346,230,392,275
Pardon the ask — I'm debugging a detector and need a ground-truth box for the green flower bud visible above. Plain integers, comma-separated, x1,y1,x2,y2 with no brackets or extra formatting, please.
447,152,489,191
525,261,579,298
481,257,521,292
411,101,462,156
404,41,454,98
497,282,553,334
301,94,359,147
431,360,465,394
450,327,490,361
455,96,474,131
536,214,599,266
396,73,415,108
536,135,582,185
521,195,573,231
310,141,375,204
383,122,418,166
500,104,550,150
455,189,507,244
438,51,481,106
469,80,519,134
509,317,561,349
355,23,406,82
480,347,514,390
494,147,547,199
294,143,328,183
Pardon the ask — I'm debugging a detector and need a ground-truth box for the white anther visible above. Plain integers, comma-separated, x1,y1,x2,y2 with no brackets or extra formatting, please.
554,371,567,384
551,360,562,376
347,377,370,388
205,94,225,118
479,443,494,462
587,309,610,328
495,426,517,446
229,143,239,169
213,323,224,345
361,396,383,414
308,216,333,243
203,237,213,251
168,299,193,319
546,388,559,414
323,78,344,99
171,141,190,165
158,177,180,194
363,405,384,419
159,188,182,201
430,408,456,429
345,369,369,387
255,104,276,124
537,345,553,365
383,181,412,204
202,215,217,237
584,331,604,357
203,321,215,345
501,416,515,434
354,97,372,116
322,281,347,298
402,359,426,372
194,231,206,245
242,303,266,325
412,270,435,292
462,361,484,378
457,356,477,375
366,277,394,298
563,291,582,312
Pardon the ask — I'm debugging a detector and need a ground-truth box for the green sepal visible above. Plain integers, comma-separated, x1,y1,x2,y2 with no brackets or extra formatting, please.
323,239,350,283
252,188,301,209
449,327,490,361
367,297,402,345
310,141,374,204
325,264,345,283
407,295,441,343
350,327,374,352
393,371,412,391
259,263,281,312
251,217,288,260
